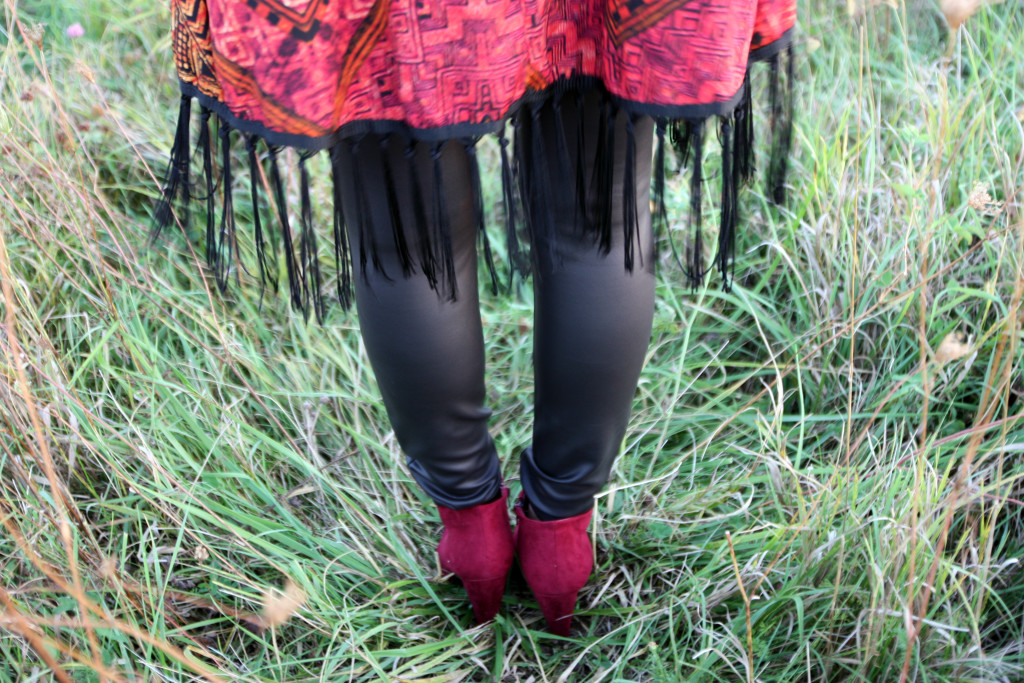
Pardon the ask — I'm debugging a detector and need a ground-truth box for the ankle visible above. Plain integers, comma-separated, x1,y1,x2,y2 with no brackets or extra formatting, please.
519,494,560,522
527,504,580,523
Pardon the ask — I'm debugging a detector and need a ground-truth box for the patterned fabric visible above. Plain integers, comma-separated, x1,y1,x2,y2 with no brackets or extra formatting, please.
172,0,220,99
750,0,797,57
170,0,796,145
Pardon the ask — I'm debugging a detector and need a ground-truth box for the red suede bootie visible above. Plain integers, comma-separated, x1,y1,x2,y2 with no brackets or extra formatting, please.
437,487,514,624
513,496,594,636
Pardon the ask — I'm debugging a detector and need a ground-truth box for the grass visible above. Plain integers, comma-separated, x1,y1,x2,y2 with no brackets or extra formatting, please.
2,0,1023,680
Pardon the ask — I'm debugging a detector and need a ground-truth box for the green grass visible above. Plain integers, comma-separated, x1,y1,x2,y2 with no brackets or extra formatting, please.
2,0,1023,680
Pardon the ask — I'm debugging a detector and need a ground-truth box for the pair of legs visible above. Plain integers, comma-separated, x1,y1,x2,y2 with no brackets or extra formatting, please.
333,96,656,521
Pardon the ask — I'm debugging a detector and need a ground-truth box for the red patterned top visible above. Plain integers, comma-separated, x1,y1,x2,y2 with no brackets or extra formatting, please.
171,0,796,145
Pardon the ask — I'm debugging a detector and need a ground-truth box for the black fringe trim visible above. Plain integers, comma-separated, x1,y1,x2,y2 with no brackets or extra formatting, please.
658,113,743,290
735,69,755,184
573,91,588,237
151,95,191,239
328,143,353,310
499,122,527,283
215,120,238,293
246,135,277,307
464,137,499,295
685,119,705,288
524,101,559,271
431,141,458,301
379,135,414,279
350,135,388,284
652,120,669,259
405,138,438,292
719,118,738,288
298,154,326,322
152,84,768,318
622,112,639,271
595,99,617,256
200,109,215,276
267,145,304,314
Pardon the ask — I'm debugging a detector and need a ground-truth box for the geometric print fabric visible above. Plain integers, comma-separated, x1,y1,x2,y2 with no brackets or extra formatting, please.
171,0,796,144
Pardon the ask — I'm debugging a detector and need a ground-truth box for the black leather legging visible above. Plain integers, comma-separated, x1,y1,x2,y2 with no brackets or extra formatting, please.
333,98,656,520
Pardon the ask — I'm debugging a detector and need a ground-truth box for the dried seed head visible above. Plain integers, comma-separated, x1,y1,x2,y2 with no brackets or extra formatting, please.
261,579,306,629
935,331,972,365
967,182,1004,215
99,556,119,581
23,24,45,48
940,0,982,30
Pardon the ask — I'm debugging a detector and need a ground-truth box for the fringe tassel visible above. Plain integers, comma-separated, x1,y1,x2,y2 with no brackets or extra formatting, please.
298,154,325,322
685,119,704,289
328,143,353,310
298,153,313,316
246,135,277,307
659,119,689,272
669,116,741,289
768,45,794,205
499,122,526,282
199,110,215,274
268,146,304,312
404,140,437,290
464,137,499,294
735,69,755,184
431,142,458,301
669,119,693,172
351,136,389,282
527,102,558,269
573,90,588,234
350,137,370,280
652,119,671,269
379,135,414,277
215,120,238,292
152,95,192,239
598,101,618,255
551,92,578,237
590,98,609,235
718,119,737,289
622,112,638,271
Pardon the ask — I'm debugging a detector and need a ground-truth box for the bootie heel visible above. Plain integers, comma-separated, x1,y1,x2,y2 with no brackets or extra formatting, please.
437,487,514,624
513,496,594,636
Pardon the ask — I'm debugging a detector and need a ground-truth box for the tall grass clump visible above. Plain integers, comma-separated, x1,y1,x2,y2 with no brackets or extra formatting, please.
2,0,1023,680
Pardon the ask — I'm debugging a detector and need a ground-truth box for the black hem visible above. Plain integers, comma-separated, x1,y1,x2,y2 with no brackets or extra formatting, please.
179,76,746,152
749,27,795,63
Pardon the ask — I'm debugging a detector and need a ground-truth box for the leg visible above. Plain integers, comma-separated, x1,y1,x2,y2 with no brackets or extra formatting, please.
335,136,513,624
333,136,502,509
514,97,656,635
520,98,657,521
